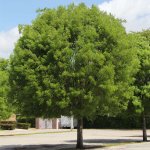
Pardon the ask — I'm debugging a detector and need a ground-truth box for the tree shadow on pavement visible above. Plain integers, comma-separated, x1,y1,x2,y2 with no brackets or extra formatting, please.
128,135,150,138
66,138,141,146
63,138,142,149
0,144,106,150
67,138,141,144
0,144,74,150
0,139,143,150
83,138,141,144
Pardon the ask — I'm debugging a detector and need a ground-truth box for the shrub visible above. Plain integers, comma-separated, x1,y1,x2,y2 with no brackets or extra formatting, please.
83,116,144,129
0,121,16,130
17,117,35,128
17,123,31,129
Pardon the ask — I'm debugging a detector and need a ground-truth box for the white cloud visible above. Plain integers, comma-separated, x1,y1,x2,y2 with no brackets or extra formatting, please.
98,0,150,32
0,27,20,58
1,0,150,59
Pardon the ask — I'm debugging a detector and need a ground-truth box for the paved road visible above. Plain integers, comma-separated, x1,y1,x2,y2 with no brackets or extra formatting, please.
105,142,150,150
0,129,149,150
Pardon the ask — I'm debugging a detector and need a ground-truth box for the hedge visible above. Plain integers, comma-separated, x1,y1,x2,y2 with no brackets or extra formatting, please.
17,117,35,128
83,116,150,129
17,123,31,129
0,121,16,130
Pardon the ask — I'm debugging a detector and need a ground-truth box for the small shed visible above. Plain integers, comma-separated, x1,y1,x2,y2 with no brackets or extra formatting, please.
35,116,77,129
36,118,60,129
60,116,77,129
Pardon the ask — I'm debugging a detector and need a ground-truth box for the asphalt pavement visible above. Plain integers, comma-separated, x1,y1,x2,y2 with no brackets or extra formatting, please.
0,129,149,150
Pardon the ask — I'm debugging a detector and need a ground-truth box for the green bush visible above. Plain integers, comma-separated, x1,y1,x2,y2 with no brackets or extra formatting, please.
0,121,16,124
83,116,144,129
17,117,35,128
0,121,16,130
17,123,31,129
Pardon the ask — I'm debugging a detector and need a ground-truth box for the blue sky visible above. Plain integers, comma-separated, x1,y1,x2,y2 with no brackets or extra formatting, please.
0,0,105,31
0,0,150,58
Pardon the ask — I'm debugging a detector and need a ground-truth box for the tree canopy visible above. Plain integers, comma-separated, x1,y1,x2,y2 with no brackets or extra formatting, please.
134,30,150,114
130,30,150,141
0,58,11,120
9,4,139,148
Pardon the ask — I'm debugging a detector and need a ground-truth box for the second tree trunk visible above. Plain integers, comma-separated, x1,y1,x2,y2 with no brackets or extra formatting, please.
142,112,147,141
76,118,83,149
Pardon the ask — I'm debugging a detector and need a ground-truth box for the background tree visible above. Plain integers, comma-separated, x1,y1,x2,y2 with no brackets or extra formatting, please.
132,30,150,141
0,58,11,120
10,4,138,148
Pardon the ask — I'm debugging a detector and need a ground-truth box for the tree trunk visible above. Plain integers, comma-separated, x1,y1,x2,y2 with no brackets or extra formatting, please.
70,116,74,130
142,112,147,141
76,118,84,149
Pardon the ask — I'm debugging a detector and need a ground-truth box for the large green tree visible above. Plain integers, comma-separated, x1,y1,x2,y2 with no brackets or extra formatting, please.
0,58,11,120
10,4,138,148
132,30,150,141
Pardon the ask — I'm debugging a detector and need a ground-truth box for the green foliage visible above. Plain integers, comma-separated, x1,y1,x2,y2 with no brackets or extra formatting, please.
0,121,16,130
0,58,11,120
10,4,138,120
84,115,143,129
132,30,150,114
17,117,35,127
17,123,31,129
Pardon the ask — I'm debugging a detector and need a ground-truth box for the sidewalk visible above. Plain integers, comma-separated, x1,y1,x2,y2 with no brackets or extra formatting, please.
0,128,72,136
